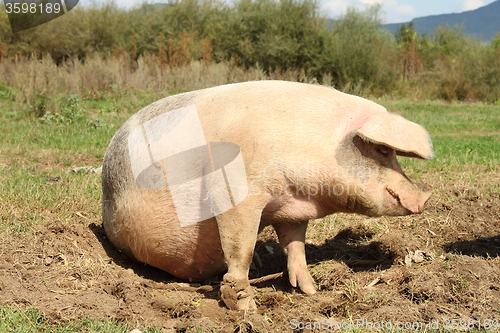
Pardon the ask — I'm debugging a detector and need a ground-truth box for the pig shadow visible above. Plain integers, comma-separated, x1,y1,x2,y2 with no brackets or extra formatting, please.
89,223,184,283
90,222,396,298
252,225,398,291
443,235,500,258
89,222,223,301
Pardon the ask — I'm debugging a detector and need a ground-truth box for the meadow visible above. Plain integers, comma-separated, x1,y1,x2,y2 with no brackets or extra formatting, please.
0,59,499,332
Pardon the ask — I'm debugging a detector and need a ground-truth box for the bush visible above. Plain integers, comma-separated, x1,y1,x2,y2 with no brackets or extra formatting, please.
0,1,500,101
315,5,398,93
212,0,325,72
40,95,83,124
416,26,500,101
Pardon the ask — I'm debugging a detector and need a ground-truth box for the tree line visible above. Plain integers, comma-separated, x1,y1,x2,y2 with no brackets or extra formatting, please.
1,0,500,101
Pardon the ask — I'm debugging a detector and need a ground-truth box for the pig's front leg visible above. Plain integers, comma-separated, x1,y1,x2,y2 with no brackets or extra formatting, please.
217,195,268,310
273,220,316,295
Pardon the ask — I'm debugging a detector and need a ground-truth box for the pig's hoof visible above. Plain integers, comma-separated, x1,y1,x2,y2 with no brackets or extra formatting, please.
288,268,317,295
220,274,257,311
300,284,317,295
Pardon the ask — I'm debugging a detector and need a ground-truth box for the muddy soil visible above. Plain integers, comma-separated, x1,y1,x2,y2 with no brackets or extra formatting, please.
1,169,500,332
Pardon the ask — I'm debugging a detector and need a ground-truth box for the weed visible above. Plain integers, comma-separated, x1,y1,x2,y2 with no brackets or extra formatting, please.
0,85,16,101
452,274,469,293
32,93,48,118
362,292,389,305
40,95,83,125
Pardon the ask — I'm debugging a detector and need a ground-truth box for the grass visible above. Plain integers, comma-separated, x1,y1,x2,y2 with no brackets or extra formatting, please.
0,89,499,331
0,305,162,333
383,100,500,172
0,97,130,232
3,303,497,332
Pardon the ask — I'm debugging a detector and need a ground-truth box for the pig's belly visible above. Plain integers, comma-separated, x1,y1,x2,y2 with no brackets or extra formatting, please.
144,221,225,280
262,195,335,222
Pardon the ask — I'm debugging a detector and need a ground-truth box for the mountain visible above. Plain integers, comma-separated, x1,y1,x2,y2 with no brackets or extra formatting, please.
382,0,500,42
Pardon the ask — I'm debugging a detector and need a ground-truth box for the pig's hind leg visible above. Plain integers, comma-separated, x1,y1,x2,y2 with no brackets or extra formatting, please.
273,220,316,295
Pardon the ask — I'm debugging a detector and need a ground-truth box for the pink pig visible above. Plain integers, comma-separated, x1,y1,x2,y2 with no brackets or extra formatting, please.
102,81,432,310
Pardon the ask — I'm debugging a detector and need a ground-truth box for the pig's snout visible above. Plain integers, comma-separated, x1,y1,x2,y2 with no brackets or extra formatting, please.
405,190,431,214
387,185,431,214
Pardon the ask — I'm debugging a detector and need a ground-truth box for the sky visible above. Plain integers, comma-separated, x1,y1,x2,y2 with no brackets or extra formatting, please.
322,0,498,24
89,0,498,24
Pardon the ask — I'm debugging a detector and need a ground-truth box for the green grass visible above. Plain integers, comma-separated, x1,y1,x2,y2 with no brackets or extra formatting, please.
2,304,496,333
0,97,134,232
0,305,162,333
384,100,500,172
0,105,130,158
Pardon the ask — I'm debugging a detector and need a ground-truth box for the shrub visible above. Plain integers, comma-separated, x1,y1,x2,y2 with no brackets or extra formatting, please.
424,26,500,101
40,95,83,124
211,0,325,73
0,1,499,101
315,5,398,94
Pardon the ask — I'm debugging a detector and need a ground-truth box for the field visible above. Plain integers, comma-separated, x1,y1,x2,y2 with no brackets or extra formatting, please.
0,81,499,333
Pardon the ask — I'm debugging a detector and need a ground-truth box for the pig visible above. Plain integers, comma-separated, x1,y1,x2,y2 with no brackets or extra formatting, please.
102,80,432,310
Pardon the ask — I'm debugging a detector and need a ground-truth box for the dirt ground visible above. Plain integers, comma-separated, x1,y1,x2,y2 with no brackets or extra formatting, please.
1,167,500,332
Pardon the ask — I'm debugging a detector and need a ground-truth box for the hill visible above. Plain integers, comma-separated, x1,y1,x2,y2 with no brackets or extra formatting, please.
382,0,500,41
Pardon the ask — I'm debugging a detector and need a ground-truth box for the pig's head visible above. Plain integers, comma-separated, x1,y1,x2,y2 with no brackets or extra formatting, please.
335,111,433,217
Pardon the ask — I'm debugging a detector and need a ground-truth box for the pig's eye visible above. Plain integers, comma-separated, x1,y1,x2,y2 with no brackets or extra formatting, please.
377,147,389,157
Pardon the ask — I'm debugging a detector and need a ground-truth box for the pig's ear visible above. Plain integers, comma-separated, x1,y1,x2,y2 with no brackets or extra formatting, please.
356,112,433,160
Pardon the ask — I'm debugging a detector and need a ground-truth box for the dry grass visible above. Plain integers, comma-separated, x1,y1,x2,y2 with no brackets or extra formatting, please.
0,54,322,118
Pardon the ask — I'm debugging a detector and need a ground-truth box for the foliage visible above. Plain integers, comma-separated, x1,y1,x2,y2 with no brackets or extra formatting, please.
40,95,83,124
0,1,499,101
212,0,324,72
316,5,397,93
